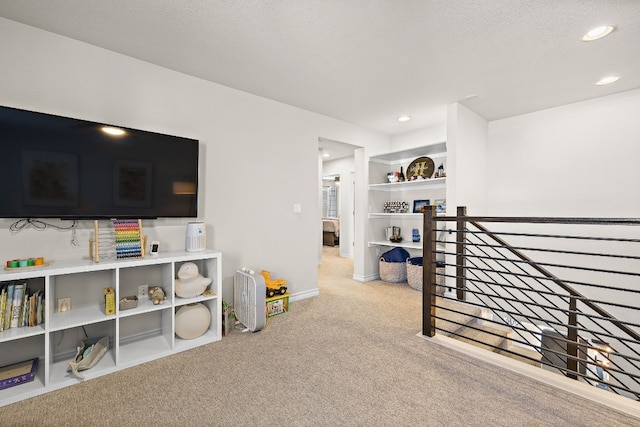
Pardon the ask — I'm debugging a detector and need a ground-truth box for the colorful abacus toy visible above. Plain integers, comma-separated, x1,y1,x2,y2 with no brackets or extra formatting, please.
91,219,145,262
113,220,143,259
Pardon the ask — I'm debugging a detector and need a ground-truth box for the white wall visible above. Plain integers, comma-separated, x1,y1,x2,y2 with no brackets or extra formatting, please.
480,89,640,334
390,123,447,153
435,90,640,219
0,18,390,302
447,103,489,216
487,89,640,217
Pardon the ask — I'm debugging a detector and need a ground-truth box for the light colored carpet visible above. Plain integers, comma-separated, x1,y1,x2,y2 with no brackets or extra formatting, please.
1,246,638,426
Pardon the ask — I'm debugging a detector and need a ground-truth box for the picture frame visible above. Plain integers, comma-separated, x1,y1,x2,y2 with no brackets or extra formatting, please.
412,199,430,214
433,199,447,214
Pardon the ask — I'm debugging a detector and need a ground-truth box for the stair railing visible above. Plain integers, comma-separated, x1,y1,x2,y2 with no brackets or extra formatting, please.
422,206,640,401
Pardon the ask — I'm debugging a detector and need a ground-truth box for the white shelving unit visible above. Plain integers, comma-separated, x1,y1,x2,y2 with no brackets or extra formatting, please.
367,142,447,254
367,240,423,249
368,177,446,192
0,249,221,407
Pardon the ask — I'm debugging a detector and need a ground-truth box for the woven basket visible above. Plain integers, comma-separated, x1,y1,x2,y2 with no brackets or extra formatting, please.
379,258,407,283
406,258,445,295
406,258,423,290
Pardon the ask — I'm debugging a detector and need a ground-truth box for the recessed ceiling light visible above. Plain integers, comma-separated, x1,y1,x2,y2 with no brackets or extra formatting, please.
596,75,620,86
101,126,126,136
322,151,330,158
397,116,411,123
582,25,615,41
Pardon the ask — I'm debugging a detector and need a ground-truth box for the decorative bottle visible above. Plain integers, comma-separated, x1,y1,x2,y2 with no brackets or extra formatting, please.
399,166,405,182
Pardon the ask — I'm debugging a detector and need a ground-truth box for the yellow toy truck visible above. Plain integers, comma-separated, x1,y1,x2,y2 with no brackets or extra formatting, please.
261,270,287,298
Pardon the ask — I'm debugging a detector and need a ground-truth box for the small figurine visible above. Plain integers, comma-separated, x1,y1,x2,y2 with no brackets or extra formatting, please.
149,286,166,305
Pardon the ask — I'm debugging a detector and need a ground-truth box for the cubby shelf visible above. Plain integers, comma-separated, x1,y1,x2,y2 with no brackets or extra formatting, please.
368,213,444,219
368,213,422,219
368,177,446,191
0,249,221,407
368,240,423,250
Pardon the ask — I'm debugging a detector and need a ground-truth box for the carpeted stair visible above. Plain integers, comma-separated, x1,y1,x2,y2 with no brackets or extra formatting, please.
435,296,542,367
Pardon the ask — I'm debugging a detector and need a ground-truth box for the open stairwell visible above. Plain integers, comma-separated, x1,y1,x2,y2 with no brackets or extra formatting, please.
435,296,542,367
423,208,640,403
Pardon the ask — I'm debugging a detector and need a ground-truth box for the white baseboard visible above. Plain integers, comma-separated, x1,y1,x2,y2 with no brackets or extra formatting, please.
420,333,640,420
352,273,379,282
289,288,320,302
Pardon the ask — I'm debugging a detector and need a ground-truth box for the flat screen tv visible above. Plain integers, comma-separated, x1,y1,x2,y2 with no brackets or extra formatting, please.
0,105,199,219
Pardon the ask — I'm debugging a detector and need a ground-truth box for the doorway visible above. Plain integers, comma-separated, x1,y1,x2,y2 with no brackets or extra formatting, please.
318,137,360,263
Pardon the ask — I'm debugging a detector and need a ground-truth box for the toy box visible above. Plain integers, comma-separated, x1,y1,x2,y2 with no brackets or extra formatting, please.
0,358,38,390
266,293,289,317
119,295,138,311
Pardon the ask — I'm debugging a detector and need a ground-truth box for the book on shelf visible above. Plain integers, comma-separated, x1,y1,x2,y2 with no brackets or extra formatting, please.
0,285,5,332
10,283,25,328
36,291,44,326
2,284,14,331
28,293,36,327
19,285,29,327
24,290,43,328
0,283,45,332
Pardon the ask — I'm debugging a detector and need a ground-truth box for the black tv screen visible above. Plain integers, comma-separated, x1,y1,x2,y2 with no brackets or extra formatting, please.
0,105,199,219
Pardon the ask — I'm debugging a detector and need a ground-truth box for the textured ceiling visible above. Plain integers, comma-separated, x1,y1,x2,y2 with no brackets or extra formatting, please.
0,0,639,136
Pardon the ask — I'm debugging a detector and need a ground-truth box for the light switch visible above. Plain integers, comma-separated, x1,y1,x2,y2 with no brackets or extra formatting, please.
293,203,302,214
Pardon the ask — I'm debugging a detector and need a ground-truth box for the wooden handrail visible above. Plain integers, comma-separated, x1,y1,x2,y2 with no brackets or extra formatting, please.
437,216,640,226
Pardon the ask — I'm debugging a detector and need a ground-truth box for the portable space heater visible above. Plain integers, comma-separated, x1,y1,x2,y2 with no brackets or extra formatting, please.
233,268,266,332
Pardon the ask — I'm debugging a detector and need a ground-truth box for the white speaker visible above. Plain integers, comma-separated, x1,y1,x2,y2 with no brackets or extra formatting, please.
186,222,206,252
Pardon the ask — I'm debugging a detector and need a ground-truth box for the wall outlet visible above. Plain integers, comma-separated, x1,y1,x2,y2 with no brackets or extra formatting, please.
138,285,148,298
